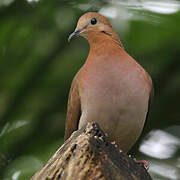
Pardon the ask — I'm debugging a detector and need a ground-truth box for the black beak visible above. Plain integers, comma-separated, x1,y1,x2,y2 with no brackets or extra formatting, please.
68,30,81,42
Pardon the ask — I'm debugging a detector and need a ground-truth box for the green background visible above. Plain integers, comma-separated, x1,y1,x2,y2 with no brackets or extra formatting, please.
0,0,180,179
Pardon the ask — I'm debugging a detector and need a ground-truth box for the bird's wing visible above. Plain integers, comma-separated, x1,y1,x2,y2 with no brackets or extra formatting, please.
64,74,81,140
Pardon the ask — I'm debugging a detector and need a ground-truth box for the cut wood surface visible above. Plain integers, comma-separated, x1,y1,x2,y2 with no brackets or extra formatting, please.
31,122,152,180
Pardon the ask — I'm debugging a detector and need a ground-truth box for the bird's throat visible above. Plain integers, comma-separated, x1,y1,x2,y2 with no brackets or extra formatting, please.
87,31,123,50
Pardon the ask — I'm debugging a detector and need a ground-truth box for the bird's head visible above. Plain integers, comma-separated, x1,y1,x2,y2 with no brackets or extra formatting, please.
68,12,120,44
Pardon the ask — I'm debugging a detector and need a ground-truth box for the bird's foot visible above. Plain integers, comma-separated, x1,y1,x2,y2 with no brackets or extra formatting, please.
128,155,149,170
133,158,149,170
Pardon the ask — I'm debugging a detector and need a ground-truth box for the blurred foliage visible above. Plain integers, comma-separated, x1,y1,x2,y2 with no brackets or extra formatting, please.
0,0,180,179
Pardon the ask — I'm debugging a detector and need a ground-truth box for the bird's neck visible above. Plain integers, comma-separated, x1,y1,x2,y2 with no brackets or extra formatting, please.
86,31,123,60
87,31,123,51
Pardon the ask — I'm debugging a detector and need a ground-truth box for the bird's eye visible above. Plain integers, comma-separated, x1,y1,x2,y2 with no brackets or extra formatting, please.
91,18,97,25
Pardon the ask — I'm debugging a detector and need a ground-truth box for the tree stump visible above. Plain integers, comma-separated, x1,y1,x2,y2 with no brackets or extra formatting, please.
31,122,152,180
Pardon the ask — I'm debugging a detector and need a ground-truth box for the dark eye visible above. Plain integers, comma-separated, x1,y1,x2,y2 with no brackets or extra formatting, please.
91,18,97,25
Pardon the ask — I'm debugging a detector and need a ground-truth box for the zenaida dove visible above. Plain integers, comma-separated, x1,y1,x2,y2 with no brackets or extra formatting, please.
65,12,153,152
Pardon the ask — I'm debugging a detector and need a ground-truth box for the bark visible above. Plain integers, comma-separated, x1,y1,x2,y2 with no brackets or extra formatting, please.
31,122,152,180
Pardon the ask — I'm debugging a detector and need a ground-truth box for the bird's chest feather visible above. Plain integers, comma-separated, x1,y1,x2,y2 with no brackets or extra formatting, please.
79,58,148,108
78,58,150,152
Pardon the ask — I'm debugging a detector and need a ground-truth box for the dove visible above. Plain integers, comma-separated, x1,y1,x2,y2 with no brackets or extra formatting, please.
65,12,153,152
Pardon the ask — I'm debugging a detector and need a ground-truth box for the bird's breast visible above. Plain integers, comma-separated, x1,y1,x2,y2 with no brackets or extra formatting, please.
79,56,150,107
78,54,151,152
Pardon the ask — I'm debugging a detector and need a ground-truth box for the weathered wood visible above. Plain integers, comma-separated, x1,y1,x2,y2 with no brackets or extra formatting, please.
31,122,152,180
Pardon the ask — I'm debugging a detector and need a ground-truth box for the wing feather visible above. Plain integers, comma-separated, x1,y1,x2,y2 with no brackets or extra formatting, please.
64,74,81,140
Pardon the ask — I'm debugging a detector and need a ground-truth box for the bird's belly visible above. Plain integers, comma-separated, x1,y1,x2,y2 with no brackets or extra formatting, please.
79,87,149,152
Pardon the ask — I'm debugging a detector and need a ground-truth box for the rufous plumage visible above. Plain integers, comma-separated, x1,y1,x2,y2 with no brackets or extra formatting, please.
65,12,153,152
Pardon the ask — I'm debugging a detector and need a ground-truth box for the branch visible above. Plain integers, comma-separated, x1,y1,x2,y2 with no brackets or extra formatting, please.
31,122,152,180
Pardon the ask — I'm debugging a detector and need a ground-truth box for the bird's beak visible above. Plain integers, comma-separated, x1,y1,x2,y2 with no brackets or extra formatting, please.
68,29,81,42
